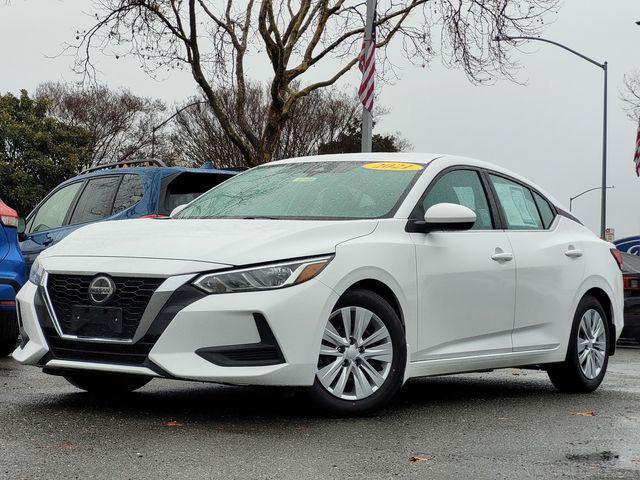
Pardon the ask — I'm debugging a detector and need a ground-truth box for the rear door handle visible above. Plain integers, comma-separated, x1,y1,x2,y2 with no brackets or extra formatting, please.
565,248,583,258
491,252,513,262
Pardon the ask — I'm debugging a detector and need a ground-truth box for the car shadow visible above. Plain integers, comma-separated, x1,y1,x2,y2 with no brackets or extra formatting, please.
18,371,574,426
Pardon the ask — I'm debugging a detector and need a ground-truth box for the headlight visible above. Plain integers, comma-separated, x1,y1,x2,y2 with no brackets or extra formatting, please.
193,256,332,294
29,257,45,286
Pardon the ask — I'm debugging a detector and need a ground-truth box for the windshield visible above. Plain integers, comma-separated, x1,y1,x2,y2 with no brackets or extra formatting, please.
176,160,425,220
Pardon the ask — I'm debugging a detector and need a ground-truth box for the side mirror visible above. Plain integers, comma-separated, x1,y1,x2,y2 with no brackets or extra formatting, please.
170,204,188,217
410,203,476,233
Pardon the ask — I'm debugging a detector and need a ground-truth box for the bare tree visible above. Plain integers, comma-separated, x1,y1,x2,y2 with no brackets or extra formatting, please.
36,82,167,166
71,0,558,166
622,72,640,122
171,82,360,167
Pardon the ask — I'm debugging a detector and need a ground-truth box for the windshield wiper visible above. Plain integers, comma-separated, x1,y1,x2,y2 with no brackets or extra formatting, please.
240,216,281,220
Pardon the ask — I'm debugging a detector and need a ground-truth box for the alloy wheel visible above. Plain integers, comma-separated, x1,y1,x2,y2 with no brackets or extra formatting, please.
577,308,607,380
316,306,393,401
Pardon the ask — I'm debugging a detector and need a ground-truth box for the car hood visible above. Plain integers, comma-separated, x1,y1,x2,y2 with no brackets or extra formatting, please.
42,218,379,266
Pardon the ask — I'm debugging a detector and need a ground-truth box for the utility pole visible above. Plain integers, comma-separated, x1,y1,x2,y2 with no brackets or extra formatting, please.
360,0,376,153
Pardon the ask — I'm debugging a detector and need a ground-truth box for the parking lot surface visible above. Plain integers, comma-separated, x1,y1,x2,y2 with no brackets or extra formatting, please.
1,345,640,479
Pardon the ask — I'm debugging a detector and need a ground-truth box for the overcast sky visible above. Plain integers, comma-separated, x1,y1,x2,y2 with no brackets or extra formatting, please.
2,0,639,237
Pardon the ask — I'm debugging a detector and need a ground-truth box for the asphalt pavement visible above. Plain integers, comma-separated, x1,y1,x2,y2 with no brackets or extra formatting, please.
1,345,640,479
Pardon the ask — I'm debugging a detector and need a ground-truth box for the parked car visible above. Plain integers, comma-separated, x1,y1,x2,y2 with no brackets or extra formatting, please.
0,199,26,356
619,251,640,344
18,159,236,269
13,153,623,414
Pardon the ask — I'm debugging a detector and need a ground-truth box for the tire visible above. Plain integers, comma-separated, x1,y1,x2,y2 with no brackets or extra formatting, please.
547,295,610,393
64,372,152,394
0,311,19,357
308,288,407,415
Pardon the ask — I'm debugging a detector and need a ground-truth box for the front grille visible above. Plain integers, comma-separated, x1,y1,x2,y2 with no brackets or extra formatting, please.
46,274,164,339
36,284,206,368
43,328,156,364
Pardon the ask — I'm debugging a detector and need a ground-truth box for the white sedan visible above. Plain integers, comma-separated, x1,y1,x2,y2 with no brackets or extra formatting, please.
14,153,623,414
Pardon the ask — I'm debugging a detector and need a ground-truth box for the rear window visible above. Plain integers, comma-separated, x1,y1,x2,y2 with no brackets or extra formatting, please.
160,172,231,215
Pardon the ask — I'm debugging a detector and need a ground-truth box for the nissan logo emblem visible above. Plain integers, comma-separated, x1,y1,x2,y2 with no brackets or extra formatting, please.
88,275,116,305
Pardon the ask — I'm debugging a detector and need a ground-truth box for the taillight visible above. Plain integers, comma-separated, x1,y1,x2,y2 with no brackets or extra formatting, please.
141,214,168,219
624,276,640,290
0,201,19,228
0,301,16,306
610,248,623,271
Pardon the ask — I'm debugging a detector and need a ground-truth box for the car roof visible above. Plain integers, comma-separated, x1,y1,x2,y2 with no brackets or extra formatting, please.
269,152,566,211
60,165,236,184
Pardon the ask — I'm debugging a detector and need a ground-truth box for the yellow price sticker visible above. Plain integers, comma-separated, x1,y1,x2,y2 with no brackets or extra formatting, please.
363,162,423,171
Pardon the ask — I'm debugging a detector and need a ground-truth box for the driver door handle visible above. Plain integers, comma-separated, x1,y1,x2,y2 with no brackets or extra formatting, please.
491,252,513,262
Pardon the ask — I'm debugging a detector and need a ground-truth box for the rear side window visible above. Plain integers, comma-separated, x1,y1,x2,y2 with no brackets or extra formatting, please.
489,175,543,230
532,191,555,229
113,174,144,214
69,176,120,225
421,169,493,230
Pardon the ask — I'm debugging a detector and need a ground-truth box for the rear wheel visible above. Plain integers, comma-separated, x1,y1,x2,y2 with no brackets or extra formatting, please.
64,372,152,394
308,289,406,415
0,312,19,357
547,296,610,393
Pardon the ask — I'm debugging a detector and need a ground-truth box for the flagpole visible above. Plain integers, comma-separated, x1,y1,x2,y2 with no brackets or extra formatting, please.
361,0,376,153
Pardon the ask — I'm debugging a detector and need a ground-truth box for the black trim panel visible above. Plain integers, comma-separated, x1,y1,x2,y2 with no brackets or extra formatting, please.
196,313,285,367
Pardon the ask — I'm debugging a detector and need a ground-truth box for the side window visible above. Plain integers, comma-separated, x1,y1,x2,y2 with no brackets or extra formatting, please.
533,191,555,229
113,174,144,214
489,175,543,230
422,170,493,230
68,176,120,225
27,182,83,234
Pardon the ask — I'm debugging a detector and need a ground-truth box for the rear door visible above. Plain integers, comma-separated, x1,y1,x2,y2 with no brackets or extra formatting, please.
67,176,121,226
486,173,586,352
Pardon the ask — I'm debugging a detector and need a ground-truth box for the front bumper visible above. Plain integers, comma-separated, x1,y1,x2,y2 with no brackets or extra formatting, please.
13,276,339,386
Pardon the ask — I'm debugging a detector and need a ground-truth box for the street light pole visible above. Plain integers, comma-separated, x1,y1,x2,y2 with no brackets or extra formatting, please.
569,185,614,212
360,0,376,153
495,35,608,238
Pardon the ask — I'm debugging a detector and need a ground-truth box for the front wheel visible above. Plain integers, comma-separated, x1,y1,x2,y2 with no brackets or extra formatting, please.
64,372,152,394
547,295,610,393
308,289,406,415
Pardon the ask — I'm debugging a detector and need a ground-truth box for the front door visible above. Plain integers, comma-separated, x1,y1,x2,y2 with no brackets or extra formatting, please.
410,168,516,361
21,181,84,268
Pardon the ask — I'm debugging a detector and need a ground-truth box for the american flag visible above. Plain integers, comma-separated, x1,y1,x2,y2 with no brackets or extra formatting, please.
635,119,640,176
358,9,376,113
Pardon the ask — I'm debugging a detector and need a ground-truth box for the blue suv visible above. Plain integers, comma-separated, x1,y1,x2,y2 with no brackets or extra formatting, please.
0,199,26,355
18,160,237,270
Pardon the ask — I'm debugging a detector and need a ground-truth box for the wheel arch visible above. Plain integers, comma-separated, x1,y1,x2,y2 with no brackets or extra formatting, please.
582,286,615,355
338,278,405,328
573,275,619,355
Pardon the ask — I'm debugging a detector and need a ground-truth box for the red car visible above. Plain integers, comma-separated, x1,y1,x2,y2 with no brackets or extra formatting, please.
621,252,640,344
